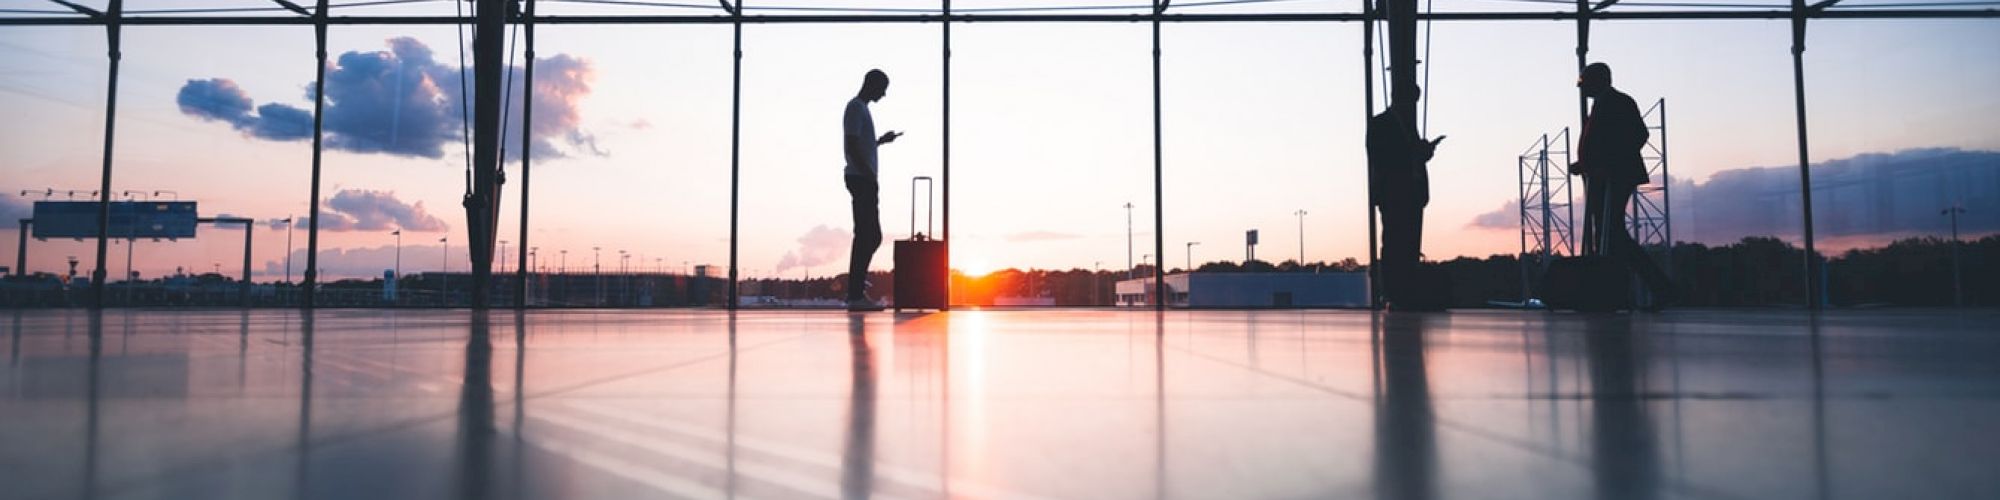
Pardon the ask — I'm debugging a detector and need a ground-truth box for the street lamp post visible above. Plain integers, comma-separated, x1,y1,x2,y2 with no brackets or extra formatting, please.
392,229,402,287
499,240,509,275
1944,203,1967,307
439,236,448,307
1186,241,1200,273
283,217,295,285
1124,202,1135,280
1294,209,1307,267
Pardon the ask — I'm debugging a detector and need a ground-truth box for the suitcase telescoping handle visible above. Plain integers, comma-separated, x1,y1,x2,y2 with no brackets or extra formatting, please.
911,176,934,241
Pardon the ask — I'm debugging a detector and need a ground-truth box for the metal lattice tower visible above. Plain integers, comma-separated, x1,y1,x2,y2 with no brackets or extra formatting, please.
1517,127,1575,300
1629,98,1673,256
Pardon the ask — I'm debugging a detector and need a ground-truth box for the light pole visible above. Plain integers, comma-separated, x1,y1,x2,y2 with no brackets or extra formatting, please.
1124,202,1135,280
391,229,402,284
1293,209,1307,267
1186,241,1200,273
499,240,509,275
1944,203,1967,307
619,250,629,305
118,190,143,302
593,246,602,306
283,216,295,284
439,236,448,306
560,249,568,275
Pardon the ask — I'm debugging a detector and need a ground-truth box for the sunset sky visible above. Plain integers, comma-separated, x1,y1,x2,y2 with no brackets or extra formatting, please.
1,0,1996,281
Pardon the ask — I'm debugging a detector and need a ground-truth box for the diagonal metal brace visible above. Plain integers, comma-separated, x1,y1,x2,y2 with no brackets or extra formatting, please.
46,0,101,17
269,0,311,16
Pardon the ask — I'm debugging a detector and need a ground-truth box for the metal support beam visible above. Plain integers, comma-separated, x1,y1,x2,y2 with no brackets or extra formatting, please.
1389,0,1417,130
6,9,1997,27
727,5,742,310
15,219,29,276
303,0,328,308
942,0,952,307
268,0,310,16
241,220,253,306
515,0,536,309
465,0,505,309
1792,0,1839,309
1576,0,1591,129
87,0,122,308
1362,0,1379,309
1151,0,1165,310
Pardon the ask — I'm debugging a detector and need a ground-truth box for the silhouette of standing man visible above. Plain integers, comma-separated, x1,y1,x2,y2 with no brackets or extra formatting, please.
844,69,901,312
1368,83,1443,309
1574,63,1676,308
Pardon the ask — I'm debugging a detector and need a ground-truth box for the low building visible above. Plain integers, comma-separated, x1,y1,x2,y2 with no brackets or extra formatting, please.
1116,272,1369,308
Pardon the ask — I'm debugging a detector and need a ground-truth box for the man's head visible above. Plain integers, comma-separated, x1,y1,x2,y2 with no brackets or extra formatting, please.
1578,62,1613,98
860,69,890,102
1391,82,1422,109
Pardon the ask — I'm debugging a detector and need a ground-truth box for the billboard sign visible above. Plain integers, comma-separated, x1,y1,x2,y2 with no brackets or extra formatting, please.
32,201,199,240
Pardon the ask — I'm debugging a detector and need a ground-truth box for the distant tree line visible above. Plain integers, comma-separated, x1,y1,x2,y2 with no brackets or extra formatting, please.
827,235,1996,308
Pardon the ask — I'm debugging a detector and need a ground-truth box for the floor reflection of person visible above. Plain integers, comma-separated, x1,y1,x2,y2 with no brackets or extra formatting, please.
1583,316,1660,500
1373,312,1436,500
841,315,877,499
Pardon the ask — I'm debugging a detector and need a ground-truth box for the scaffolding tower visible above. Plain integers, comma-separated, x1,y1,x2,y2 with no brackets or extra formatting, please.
1517,127,1576,302
1630,98,1674,257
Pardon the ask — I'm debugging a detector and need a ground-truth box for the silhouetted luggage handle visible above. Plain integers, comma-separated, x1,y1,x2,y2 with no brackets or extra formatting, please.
910,176,934,241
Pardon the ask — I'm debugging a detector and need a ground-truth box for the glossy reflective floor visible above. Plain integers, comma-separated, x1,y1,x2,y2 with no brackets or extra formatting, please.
3,309,1998,500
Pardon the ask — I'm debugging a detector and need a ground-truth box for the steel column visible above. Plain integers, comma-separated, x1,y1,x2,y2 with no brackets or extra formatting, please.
463,0,506,309
1792,0,1823,309
14,219,29,276
303,0,329,308
1151,0,1165,310
727,2,742,309
515,0,536,309
1362,0,1379,308
89,0,124,307
942,0,952,307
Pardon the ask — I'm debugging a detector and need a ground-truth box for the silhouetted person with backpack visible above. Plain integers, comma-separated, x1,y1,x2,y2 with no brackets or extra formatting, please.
844,69,901,312
1368,83,1444,309
1573,63,1676,309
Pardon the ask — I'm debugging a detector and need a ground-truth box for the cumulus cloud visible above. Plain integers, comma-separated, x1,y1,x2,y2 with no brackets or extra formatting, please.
775,225,853,274
176,37,599,161
303,189,450,232
1466,200,1520,230
1466,148,2000,245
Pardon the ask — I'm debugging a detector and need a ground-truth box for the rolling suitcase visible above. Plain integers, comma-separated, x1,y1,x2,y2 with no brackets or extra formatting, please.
1541,185,1632,312
1541,254,1631,312
893,176,948,311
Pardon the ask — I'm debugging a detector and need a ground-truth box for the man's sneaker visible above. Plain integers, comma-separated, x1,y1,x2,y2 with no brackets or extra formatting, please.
846,298,885,312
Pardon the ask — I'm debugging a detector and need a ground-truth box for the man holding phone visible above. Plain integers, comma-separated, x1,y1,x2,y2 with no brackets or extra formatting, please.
844,69,902,311
1367,82,1443,309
